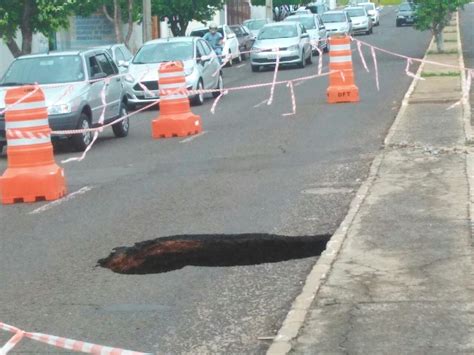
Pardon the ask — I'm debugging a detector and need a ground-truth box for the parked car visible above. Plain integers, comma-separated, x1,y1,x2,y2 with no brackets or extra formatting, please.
94,43,134,68
321,11,353,36
396,2,416,27
189,25,241,66
283,14,329,54
305,1,330,15
360,2,380,26
123,37,223,109
0,49,130,152
243,18,272,38
229,25,255,60
345,6,373,35
250,22,312,72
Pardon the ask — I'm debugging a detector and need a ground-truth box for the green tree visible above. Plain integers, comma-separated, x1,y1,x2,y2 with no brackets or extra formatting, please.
0,0,87,57
152,0,226,36
413,0,470,52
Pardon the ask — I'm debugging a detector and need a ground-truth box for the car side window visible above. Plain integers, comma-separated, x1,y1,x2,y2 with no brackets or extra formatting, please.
88,56,102,77
196,41,204,59
199,40,212,55
96,53,115,76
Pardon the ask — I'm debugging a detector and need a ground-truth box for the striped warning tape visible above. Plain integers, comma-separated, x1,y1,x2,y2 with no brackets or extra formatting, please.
0,322,152,355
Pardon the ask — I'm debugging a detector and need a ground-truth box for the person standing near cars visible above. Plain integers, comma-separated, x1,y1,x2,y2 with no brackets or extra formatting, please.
203,23,224,64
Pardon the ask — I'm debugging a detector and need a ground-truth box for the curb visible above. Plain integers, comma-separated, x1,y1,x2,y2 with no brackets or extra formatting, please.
267,30,435,355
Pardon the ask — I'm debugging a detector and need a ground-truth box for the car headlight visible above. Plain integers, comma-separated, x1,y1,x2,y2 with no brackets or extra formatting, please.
48,103,72,115
184,67,194,76
288,45,299,51
124,74,135,83
397,15,404,18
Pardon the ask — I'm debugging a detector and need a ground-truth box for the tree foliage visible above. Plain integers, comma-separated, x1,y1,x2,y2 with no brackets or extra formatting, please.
413,0,470,52
0,0,85,57
152,0,226,36
251,0,302,6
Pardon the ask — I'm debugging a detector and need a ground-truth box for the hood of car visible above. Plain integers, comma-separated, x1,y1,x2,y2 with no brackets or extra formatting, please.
324,22,348,31
0,82,89,112
254,37,300,50
350,15,368,23
128,60,195,82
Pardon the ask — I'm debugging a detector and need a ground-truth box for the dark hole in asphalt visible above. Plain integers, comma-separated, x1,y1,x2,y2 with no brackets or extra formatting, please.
98,233,331,275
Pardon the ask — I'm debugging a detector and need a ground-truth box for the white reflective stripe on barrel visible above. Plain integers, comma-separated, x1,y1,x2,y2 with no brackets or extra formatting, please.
159,82,186,90
159,71,185,78
330,44,351,51
6,119,49,129
6,101,45,111
160,94,189,100
7,136,51,146
330,55,352,63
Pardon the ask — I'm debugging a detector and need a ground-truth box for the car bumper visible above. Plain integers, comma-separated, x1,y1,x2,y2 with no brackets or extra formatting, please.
352,24,370,33
250,49,301,66
0,111,81,142
125,80,196,106
397,17,415,23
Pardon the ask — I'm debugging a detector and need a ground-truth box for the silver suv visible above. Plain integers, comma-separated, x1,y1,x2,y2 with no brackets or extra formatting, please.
0,48,130,152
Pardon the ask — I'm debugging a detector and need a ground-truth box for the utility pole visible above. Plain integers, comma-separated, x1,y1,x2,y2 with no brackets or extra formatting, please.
142,0,152,43
265,0,273,21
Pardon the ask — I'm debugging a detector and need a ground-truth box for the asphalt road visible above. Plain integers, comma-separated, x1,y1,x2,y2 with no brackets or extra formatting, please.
0,7,430,354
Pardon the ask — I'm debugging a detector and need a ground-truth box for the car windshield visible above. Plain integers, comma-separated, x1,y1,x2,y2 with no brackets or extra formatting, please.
364,4,375,11
230,26,244,36
347,8,366,17
133,42,194,64
0,55,84,85
244,20,267,30
258,25,298,40
284,16,316,29
321,13,346,23
399,3,412,11
190,28,224,37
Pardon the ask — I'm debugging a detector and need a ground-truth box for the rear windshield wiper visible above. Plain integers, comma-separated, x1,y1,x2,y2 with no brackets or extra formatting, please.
0,82,35,87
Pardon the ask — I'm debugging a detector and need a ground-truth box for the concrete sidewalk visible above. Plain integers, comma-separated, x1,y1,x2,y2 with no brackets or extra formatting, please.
269,13,474,354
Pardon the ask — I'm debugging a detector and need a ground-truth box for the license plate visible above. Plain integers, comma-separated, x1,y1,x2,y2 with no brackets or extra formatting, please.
145,90,159,98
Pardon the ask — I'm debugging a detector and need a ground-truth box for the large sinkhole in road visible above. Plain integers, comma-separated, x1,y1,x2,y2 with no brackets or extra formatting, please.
98,234,331,274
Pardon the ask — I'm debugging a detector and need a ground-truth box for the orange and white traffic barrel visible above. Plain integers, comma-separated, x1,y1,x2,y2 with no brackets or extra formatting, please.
152,61,202,139
0,85,67,204
327,36,360,104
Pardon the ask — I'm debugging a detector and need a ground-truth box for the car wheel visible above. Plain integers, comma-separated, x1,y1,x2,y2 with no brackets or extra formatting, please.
305,51,312,64
241,51,247,60
298,51,306,68
112,102,130,138
324,41,330,53
71,112,93,152
127,102,136,111
212,73,224,98
191,79,205,106
369,27,373,34
0,142,6,155
251,65,260,72
226,51,233,67
396,20,401,27
236,52,242,63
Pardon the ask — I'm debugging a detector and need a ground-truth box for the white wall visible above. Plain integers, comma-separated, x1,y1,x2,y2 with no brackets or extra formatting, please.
251,6,266,19
0,32,49,77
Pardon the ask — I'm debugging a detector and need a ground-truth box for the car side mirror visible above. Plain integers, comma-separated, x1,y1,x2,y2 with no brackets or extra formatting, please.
320,25,326,30
197,55,210,65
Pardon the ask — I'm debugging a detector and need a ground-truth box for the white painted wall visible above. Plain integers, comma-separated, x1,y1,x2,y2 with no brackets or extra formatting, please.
251,6,267,19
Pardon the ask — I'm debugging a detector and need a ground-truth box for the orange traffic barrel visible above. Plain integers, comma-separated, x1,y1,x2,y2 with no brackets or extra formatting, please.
152,61,202,138
327,36,360,104
0,85,67,204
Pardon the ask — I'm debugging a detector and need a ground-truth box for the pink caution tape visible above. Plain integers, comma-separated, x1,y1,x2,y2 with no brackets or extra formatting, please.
0,322,151,355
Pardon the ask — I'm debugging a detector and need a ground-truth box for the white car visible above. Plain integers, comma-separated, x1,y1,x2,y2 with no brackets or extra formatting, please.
321,11,353,36
243,19,272,38
345,6,373,35
189,25,241,66
360,2,380,26
283,14,329,54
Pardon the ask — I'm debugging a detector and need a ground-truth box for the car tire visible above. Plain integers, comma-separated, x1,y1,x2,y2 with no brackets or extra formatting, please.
241,51,247,60
305,51,312,65
127,102,136,111
324,41,330,53
369,27,373,34
396,20,401,27
251,65,260,72
71,112,93,152
0,142,6,155
191,79,205,106
212,73,224,98
112,102,130,138
226,51,233,67
298,51,306,68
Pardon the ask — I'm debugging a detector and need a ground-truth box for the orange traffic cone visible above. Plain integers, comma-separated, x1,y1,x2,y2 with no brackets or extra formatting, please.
0,85,67,204
152,61,202,138
327,36,360,104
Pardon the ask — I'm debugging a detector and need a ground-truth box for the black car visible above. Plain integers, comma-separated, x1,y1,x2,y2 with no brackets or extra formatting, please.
229,25,255,60
396,2,416,27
